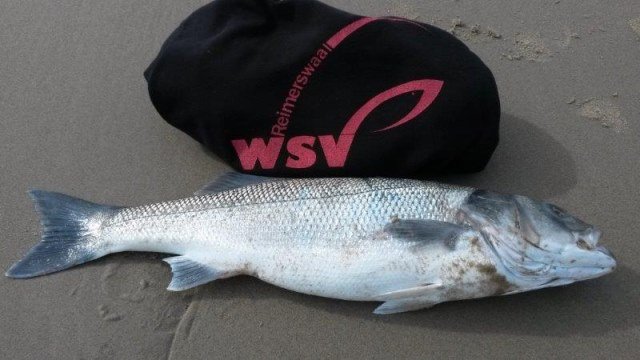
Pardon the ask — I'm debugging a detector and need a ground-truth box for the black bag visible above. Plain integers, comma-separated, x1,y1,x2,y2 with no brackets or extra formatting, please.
145,0,500,177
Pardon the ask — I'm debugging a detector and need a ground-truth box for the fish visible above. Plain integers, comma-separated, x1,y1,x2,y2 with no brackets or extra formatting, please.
6,173,616,314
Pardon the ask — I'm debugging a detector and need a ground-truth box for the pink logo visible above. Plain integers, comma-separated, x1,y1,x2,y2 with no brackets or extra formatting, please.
231,17,444,171
231,79,443,170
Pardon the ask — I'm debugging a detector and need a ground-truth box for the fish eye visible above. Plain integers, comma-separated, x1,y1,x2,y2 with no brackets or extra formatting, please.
549,205,567,218
576,239,591,250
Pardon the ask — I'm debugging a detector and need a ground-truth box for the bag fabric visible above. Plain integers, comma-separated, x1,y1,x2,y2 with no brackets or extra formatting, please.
144,0,500,177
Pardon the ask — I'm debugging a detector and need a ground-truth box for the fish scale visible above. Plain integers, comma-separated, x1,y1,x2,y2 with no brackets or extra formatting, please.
98,178,473,302
110,178,464,222
106,178,469,247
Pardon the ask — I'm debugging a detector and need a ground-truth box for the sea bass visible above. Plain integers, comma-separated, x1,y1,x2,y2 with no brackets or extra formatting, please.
6,174,616,314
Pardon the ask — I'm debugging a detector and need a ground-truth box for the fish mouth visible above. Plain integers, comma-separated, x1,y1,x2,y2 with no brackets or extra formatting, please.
596,245,616,261
583,245,617,276
524,245,617,290
567,245,617,272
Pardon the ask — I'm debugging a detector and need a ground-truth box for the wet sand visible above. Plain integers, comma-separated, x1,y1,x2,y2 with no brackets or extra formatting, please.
1,1,639,358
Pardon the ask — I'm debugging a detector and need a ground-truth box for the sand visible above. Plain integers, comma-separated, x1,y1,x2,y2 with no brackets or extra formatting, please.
630,17,640,37
1,0,639,359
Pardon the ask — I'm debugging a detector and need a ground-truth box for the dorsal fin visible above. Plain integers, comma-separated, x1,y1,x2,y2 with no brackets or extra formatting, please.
195,172,281,195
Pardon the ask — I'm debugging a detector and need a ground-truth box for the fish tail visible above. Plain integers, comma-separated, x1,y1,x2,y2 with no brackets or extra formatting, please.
6,190,120,279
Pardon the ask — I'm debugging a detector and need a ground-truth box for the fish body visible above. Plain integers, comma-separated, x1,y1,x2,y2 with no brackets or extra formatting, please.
6,174,616,314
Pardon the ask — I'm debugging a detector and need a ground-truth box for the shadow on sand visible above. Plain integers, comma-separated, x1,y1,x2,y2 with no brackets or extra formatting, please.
434,113,578,200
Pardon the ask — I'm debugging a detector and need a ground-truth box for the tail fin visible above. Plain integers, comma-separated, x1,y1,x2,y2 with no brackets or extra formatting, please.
6,190,120,279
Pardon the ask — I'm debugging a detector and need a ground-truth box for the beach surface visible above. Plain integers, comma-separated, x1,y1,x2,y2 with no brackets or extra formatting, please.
1,0,639,358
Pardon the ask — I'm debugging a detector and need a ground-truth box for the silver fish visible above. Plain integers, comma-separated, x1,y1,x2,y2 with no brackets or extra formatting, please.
6,174,616,314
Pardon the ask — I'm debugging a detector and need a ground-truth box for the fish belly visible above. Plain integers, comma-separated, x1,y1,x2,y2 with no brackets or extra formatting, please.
249,241,436,301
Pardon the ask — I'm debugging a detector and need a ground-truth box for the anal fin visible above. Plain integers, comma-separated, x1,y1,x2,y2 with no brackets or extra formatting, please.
163,256,237,291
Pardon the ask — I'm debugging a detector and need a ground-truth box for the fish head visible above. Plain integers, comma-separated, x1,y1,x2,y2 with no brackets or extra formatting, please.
459,190,616,291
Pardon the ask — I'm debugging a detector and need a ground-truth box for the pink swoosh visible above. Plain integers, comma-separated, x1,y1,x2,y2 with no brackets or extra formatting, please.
340,79,444,136
326,16,430,49
326,17,377,48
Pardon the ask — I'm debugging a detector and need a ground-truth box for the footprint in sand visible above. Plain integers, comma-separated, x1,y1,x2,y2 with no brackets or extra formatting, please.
578,98,627,133
502,32,552,62
630,17,640,38
449,18,503,43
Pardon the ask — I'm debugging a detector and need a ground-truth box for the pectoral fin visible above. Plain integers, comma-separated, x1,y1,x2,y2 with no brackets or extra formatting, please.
384,219,471,250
